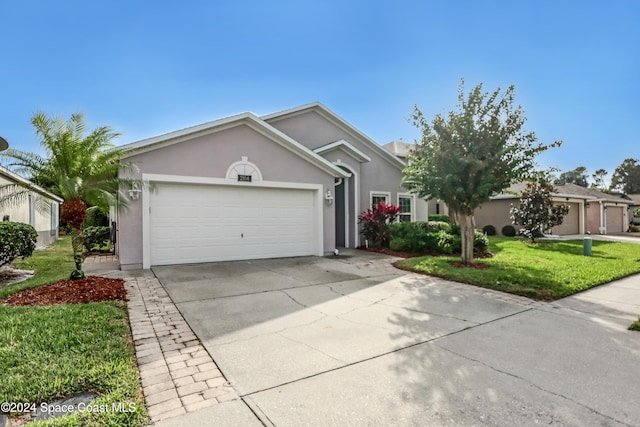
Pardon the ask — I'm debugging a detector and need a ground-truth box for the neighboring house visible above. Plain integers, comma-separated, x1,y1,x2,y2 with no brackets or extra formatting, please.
628,194,640,223
475,183,632,236
382,140,413,159
0,165,62,247
382,140,449,217
115,103,429,269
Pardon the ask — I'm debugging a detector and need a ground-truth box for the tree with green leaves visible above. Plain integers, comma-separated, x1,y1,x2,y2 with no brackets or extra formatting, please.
609,158,640,194
403,80,561,264
0,112,137,279
510,180,569,242
591,168,608,191
555,166,588,187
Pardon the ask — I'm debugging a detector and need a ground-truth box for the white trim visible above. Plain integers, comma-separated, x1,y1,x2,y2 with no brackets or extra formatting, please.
142,182,151,269
0,165,63,202
397,193,416,222
120,113,349,179
344,176,349,248
334,163,359,248
141,173,323,268
370,191,391,206
313,140,372,163
225,156,263,181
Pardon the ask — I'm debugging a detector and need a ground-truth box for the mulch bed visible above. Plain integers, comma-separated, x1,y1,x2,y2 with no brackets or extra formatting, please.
1,276,127,307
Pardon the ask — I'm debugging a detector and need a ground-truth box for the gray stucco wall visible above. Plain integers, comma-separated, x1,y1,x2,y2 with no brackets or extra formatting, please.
268,110,427,244
118,123,336,269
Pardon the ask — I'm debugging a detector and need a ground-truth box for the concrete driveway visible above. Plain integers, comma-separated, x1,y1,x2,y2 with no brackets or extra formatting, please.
153,250,640,426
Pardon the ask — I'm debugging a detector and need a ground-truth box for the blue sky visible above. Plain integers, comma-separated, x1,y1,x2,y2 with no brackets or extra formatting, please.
1,1,638,180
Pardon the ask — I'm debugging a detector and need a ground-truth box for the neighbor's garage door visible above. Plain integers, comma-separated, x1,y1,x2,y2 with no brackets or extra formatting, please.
552,202,580,235
150,183,317,265
605,206,624,233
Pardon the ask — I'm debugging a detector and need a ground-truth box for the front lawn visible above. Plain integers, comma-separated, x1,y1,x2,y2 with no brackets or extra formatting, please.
0,238,149,426
0,236,75,298
396,237,640,300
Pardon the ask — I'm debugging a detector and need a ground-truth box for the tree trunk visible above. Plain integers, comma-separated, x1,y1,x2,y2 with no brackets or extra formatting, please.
449,210,460,226
60,199,88,280
69,227,85,280
459,212,476,264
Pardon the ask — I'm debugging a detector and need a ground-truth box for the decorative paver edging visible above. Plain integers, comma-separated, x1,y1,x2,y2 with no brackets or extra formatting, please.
125,276,238,423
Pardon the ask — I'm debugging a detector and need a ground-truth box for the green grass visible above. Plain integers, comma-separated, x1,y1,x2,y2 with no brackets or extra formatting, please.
396,237,640,300
0,238,149,426
0,236,75,299
630,318,640,331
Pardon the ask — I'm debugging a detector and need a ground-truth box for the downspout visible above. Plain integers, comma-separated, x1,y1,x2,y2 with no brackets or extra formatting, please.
599,201,605,234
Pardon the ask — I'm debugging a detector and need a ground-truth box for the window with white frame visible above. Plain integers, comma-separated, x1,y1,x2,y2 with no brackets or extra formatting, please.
29,194,35,226
50,202,58,236
370,192,390,208
398,195,413,222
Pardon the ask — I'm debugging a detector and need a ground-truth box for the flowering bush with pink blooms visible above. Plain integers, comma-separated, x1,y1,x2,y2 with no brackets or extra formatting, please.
358,202,401,247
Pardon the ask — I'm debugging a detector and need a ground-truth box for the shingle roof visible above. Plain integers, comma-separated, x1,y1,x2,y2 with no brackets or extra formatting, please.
493,182,632,204
382,141,414,158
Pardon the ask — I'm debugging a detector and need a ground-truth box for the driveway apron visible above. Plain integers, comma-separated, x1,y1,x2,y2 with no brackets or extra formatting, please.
153,251,640,426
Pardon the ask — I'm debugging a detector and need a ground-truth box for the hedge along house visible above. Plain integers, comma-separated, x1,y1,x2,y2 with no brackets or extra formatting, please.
474,182,633,236
0,165,62,247
115,103,429,270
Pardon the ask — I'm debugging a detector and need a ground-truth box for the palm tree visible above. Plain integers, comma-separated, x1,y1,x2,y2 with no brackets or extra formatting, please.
0,111,137,279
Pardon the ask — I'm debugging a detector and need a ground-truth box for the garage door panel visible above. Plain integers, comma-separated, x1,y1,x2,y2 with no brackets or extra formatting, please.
149,183,317,265
552,202,580,235
606,207,623,233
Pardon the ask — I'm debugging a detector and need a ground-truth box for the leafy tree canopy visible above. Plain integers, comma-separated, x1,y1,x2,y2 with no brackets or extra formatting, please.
0,112,138,279
510,180,569,242
609,158,640,194
591,168,608,192
555,166,588,187
403,79,561,263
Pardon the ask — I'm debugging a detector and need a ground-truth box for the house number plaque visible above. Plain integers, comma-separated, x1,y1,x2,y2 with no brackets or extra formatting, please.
237,174,252,182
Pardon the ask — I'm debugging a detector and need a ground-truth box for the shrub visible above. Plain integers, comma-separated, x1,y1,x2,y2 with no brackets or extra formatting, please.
436,229,459,254
502,225,516,237
0,222,38,267
474,230,489,252
358,202,401,247
388,222,488,254
428,214,450,223
83,206,109,228
422,221,451,232
510,181,569,242
82,226,111,251
389,222,440,253
482,224,496,236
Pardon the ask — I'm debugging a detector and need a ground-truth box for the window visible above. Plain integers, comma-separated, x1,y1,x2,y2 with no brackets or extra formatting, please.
398,195,414,222
50,202,58,236
29,194,35,226
370,192,390,208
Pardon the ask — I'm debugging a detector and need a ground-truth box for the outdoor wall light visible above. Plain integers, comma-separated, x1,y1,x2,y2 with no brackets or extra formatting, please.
128,182,141,201
325,189,334,206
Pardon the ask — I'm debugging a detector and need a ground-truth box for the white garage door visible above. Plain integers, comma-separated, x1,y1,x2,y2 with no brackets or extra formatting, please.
606,206,624,233
150,183,317,265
